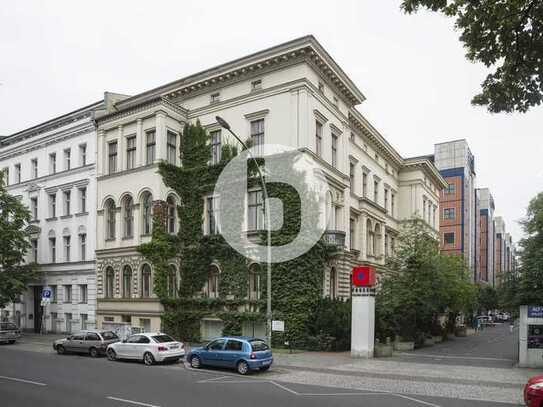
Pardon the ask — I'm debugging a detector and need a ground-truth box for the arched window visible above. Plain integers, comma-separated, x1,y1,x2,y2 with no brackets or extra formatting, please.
168,264,177,298
105,199,116,240
141,264,152,298
374,224,382,256
122,265,132,298
329,267,337,299
248,263,261,301
366,219,373,256
207,265,219,299
167,195,176,234
122,196,134,238
142,193,153,235
105,267,115,298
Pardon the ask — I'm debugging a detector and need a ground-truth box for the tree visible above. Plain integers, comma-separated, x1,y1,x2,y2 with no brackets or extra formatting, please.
477,286,498,313
402,0,543,113
0,173,39,308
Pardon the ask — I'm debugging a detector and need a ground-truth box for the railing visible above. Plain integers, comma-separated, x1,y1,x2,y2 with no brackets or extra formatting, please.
322,230,346,247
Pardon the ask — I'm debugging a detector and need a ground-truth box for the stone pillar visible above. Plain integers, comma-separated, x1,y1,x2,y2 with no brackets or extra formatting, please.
351,286,375,358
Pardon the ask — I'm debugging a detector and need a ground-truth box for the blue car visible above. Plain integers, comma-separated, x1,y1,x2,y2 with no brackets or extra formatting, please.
188,336,273,375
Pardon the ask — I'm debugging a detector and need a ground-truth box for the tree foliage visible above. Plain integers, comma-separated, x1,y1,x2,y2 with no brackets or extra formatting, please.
0,174,39,308
402,0,543,113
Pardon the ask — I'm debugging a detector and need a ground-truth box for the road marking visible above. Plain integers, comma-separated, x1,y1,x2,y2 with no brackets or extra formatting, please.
270,381,300,395
106,396,161,407
197,375,233,383
0,375,47,386
397,352,513,362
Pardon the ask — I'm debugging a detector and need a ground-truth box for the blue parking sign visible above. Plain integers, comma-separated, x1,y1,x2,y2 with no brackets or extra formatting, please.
42,288,52,299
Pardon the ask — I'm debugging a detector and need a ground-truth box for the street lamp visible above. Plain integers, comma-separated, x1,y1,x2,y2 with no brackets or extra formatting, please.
215,116,273,347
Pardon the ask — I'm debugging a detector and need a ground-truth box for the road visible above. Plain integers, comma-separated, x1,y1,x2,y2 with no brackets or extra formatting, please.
0,344,518,407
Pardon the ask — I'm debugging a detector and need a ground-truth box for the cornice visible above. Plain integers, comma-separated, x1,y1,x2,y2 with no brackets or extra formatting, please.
402,158,448,189
6,164,95,192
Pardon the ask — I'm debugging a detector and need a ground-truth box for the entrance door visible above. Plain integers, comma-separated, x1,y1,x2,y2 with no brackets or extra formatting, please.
32,286,43,333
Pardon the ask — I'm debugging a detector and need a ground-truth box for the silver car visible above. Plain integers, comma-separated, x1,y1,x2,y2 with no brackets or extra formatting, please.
53,330,120,357
0,322,21,344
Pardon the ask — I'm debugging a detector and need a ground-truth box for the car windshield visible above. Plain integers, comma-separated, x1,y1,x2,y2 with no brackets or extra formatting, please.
250,340,269,351
0,323,17,330
100,331,119,340
152,335,175,343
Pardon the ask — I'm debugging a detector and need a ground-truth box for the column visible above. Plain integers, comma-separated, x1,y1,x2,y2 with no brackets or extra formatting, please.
118,125,125,171
97,130,105,176
351,286,375,358
155,112,166,162
136,119,143,166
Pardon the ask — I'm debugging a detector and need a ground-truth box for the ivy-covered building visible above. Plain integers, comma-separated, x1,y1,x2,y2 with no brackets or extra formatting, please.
93,36,446,341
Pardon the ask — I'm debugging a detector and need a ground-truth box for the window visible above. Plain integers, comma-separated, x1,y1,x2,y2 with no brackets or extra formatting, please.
142,193,153,235
167,196,176,234
2,167,8,185
226,340,243,351
384,189,389,212
374,224,382,256
146,131,156,164
318,81,324,93
366,219,374,256
391,193,396,216
247,190,263,231
385,234,389,256
85,332,99,341
122,265,132,299
251,79,262,91
250,119,264,156
105,199,116,240
63,190,71,216
329,267,337,299
207,196,220,235
31,158,38,179
362,172,368,198
105,267,114,298
63,235,71,262
433,206,437,227
31,239,38,262
443,208,456,220
79,144,87,166
208,338,226,350
168,265,177,298
315,121,322,157
51,285,57,303
210,130,221,165
79,233,86,261
444,232,455,245
49,193,56,218
64,285,72,303
79,285,87,304
331,134,338,167
123,196,134,238
349,162,355,191
391,236,396,254
423,199,427,220
167,131,177,165
81,314,88,330
64,148,71,171
108,142,118,174
349,218,356,250
248,264,260,301
141,264,151,298
49,237,56,262
30,197,38,220
206,265,219,298
79,187,86,213
14,164,21,183
210,92,220,104
373,180,379,203
445,183,456,194
49,153,56,174
126,136,136,170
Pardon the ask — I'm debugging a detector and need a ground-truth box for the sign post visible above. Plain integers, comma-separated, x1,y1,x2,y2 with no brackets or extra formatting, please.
40,288,52,335
351,266,376,358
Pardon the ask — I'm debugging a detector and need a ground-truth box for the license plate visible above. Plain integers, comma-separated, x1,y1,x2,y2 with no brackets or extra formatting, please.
170,345,179,349
262,360,271,365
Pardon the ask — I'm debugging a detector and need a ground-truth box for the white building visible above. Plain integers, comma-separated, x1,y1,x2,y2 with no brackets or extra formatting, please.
0,102,102,333
93,36,446,334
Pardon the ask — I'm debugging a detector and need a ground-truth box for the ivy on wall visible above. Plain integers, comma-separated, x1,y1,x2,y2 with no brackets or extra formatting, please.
138,121,332,346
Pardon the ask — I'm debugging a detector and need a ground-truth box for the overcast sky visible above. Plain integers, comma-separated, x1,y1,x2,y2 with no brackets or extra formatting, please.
1,0,541,242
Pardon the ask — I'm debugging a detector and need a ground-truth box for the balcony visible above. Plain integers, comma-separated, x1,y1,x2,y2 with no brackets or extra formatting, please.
323,230,346,248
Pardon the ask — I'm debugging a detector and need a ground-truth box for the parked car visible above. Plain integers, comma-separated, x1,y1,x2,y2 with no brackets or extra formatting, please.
524,375,543,406
0,322,21,344
106,332,184,366
188,336,273,375
53,330,120,357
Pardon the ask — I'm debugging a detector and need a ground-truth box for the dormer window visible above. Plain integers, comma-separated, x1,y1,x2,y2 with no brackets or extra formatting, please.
210,92,220,104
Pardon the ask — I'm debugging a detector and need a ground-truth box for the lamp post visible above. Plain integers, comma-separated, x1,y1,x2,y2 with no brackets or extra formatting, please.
215,116,273,347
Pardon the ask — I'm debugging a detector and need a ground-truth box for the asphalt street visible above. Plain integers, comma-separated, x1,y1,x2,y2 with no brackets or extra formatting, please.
0,345,519,407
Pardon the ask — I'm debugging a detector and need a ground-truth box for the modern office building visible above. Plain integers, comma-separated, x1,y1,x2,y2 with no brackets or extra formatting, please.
476,188,496,286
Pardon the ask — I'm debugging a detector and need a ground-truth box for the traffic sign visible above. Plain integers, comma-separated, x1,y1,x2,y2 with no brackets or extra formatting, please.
42,288,52,299
352,266,376,287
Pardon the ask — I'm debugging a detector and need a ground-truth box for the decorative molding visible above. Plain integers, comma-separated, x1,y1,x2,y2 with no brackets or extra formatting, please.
313,109,328,124
244,109,270,121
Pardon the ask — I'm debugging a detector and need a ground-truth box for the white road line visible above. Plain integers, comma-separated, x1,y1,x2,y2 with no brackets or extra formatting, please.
270,381,300,395
197,375,233,383
0,375,47,386
396,394,442,407
106,396,161,407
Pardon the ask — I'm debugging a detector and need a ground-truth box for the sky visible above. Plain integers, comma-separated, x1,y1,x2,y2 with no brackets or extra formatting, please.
1,0,541,242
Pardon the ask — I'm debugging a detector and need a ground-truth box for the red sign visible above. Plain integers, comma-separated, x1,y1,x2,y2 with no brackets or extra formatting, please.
352,266,376,287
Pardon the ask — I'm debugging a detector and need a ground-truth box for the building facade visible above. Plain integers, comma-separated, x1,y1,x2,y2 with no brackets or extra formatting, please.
92,36,446,335
476,188,496,286
0,102,101,333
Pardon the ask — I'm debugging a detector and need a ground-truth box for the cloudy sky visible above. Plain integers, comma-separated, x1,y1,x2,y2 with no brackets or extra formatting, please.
1,0,541,241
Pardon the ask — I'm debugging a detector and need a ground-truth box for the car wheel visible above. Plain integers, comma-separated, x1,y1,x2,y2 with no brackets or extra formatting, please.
190,355,201,369
107,349,117,361
56,345,66,355
260,365,270,372
89,347,99,358
143,352,155,366
237,360,250,375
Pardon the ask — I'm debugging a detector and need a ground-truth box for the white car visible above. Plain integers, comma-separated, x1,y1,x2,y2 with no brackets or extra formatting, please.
106,332,185,365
